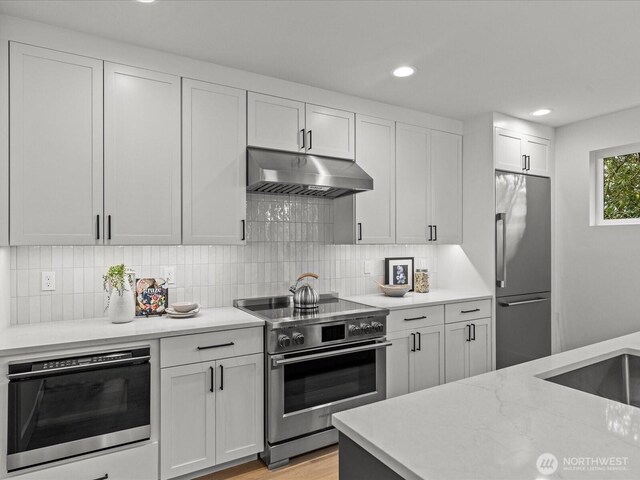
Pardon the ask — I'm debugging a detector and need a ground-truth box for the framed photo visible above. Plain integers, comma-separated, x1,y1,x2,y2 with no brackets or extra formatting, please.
384,257,414,291
135,278,168,316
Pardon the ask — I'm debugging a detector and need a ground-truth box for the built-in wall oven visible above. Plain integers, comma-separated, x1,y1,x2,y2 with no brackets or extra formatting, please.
235,294,390,469
7,347,151,472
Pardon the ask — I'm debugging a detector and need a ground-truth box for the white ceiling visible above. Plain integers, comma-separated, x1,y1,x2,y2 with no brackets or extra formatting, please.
1,0,640,127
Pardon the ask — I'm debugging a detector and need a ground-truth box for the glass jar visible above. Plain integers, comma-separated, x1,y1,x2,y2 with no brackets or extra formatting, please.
414,269,430,293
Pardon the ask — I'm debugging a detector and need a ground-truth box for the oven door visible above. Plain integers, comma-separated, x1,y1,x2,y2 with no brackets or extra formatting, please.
7,356,150,471
267,338,389,444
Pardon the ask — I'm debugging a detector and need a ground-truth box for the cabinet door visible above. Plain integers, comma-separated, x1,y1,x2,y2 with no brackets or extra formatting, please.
495,128,525,173
469,317,492,377
247,92,304,152
444,321,469,383
395,123,429,244
386,330,411,399
430,131,462,244
525,135,550,177
160,362,215,479
215,354,264,464
183,79,246,245
104,63,181,245
305,104,355,159
411,325,445,392
9,43,103,245
354,115,396,244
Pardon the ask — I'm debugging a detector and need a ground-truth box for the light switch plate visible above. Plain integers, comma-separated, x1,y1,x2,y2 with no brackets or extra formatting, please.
364,260,372,275
41,271,55,291
162,266,176,286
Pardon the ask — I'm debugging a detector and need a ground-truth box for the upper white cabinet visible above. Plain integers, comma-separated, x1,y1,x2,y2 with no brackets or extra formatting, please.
334,115,395,244
430,130,463,244
247,92,355,159
182,79,247,245
396,124,462,244
104,63,181,245
396,123,429,244
9,42,103,245
495,127,550,176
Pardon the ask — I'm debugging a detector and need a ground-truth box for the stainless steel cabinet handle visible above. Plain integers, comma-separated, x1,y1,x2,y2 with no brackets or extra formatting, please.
197,342,234,350
496,213,506,288
499,298,549,307
272,341,392,367
460,308,480,314
404,315,427,321
300,129,306,150
411,333,416,352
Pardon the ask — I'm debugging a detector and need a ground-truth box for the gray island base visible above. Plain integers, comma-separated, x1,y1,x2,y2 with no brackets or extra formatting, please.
339,433,404,480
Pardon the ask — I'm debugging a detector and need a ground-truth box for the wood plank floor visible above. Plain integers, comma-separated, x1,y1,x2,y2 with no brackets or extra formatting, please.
198,446,338,480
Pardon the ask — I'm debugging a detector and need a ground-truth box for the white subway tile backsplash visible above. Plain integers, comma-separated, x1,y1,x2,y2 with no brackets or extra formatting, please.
9,193,437,324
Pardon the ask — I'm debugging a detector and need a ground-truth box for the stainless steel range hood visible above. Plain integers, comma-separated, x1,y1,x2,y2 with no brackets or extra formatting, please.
246,147,373,198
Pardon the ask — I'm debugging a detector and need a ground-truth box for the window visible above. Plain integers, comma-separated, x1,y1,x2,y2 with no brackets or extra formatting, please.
591,143,640,225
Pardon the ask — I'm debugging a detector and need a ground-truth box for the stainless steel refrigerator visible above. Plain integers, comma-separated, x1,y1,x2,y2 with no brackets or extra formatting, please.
495,171,551,368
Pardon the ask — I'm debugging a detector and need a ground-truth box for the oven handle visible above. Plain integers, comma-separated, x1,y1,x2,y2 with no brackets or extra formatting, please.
7,356,151,380
271,341,392,367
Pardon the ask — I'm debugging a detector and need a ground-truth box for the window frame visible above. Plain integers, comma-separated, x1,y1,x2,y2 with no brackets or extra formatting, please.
591,142,640,226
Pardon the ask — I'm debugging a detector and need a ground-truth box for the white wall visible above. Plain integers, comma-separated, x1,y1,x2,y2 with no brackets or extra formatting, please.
555,106,640,350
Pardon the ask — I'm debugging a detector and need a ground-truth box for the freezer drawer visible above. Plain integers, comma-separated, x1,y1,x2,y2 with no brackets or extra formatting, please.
496,292,551,369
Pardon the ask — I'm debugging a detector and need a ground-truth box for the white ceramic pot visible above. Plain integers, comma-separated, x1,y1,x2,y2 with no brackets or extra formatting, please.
108,275,136,324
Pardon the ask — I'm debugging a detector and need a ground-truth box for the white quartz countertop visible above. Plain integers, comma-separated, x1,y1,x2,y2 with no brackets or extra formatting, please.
345,288,492,310
0,307,264,356
333,331,640,480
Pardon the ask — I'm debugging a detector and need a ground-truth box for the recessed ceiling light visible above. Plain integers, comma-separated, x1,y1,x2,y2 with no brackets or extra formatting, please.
531,108,552,116
136,0,156,3
392,66,416,78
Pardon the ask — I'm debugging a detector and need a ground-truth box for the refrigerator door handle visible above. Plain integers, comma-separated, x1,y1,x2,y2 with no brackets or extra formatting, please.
499,298,549,307
496,212,506,288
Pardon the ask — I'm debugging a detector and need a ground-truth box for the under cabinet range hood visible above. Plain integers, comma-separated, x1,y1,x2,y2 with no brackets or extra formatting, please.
246,147,373,198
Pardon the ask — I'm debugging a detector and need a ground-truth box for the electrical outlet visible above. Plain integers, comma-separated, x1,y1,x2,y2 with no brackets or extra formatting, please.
364,260,372,275
162,266,176,286
41,272,56,291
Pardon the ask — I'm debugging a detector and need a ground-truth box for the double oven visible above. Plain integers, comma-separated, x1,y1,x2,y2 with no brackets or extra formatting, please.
235,294,390,469
6,347,151,472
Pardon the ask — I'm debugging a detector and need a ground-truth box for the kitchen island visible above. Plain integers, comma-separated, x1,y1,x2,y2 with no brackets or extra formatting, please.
333,331,640,479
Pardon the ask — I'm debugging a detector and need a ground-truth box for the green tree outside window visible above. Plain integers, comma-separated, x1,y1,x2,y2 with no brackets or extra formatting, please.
603,153,640,219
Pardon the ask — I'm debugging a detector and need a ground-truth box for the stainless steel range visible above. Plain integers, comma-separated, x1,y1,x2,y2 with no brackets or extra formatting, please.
234,293,390,469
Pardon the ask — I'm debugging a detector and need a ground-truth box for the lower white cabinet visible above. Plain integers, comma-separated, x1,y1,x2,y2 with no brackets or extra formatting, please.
444,317,492,383
159,330,263,479
10,443,158,480
387,324,445,398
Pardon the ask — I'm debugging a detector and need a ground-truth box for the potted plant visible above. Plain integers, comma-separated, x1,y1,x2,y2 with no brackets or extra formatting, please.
103,264,136,324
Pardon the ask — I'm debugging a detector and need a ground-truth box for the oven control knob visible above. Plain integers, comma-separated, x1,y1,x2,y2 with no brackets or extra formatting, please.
292,333,305,345
278,334,291,347
371,322,384,333
349,325,362,336
361,323,373,334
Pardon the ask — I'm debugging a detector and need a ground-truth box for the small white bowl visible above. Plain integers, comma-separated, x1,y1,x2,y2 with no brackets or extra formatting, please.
171,302,198,313
379,284,411,297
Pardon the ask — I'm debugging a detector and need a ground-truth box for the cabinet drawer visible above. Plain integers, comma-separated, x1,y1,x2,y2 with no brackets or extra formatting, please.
387,305,444,333
11,442,158,480
445,299,491,323
161,327,263,368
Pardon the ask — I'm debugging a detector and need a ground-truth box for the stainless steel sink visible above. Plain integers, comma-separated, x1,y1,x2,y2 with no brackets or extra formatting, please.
544,354,640,408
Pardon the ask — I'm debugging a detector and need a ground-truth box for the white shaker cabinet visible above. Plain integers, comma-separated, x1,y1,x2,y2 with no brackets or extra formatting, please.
495,127,550,177
444,317,492,383
334,115,395,244
430,130,463,244
182,79,247,245
104,63,181,245
247,92,355,159
9,42,103,245
396,124,462,244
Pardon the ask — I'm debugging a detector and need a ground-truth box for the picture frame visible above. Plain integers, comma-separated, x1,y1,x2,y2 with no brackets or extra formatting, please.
384,257,414,291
